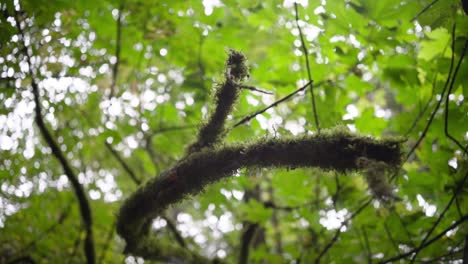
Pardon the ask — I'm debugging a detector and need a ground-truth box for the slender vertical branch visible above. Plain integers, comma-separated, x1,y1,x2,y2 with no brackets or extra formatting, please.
294,3,320,133
109,2,124,98
406,23,456,160
13,9,95,264
463,235,468,263
105,142,142,185
443,35,468,155
362,227,372,264
239,223,259,264
97,221,116,264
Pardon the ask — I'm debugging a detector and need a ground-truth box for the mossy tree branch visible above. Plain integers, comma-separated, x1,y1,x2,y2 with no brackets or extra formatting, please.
116,51,404,263
186,50,248,154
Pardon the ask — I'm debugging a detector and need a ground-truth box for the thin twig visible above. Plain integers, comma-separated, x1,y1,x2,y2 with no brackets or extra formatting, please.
13,9,95,264
463,235,468,263
444,36,468,155
409,171,468,263
315,199,372,263
232,80,313,128
268,181,283,254
294,3,320,133
404,72,438,137
18,203,71,254
383,221,400,254
410,0,439,22
97,221,116,264
150,125,198,135
240,85,274,95
406,23,456,161
109,2,124,98
362,226,372,264
379,215,468,264
163,215,187,248
105,142,142,185
331,173,341,210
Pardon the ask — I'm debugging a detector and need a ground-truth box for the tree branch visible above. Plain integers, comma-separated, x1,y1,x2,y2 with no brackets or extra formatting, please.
109,2,124,98
410,170,468,263
116,52,403,263
294,3,320,133
410,0,439,22
187,50,249,153
117,132,402,262
233,80,321,128
315,199,372,263
105,142,142,185
239,223,259,264
379,215,468,263
13,9,95,264
406,23,456,161
444,32,468,155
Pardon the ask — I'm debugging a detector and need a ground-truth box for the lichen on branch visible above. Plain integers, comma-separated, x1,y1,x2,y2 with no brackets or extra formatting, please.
186,49,248,154
116,51,404,263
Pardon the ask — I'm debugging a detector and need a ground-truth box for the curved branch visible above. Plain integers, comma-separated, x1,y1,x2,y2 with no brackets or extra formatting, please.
14,9,95,264
117,131,403,262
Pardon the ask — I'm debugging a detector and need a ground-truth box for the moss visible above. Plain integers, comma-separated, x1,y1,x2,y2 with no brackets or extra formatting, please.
116,52,405,263
117,131,404,262
186,50,248,154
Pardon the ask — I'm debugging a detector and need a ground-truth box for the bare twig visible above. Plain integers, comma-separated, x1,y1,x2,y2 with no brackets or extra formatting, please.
409,171,468,263
404,73,438,137
232,80,313,128
163,215,187,248
315,199,372,263
410,0,439,22
362,226,372,264
109,2,124,98
97,221,116,264
239,223,259,264
406,23,456,161
150,125,198,135
294,3,320,132
268,181,283,254
463,235,468,263
13,9,95,264
383,221,400,254
17,203,71,254
240,85,274,95
444,36,468,155
105,142,142,185
379,215,468,264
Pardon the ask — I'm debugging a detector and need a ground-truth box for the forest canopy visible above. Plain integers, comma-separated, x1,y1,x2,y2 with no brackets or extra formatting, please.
0,0,467,263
